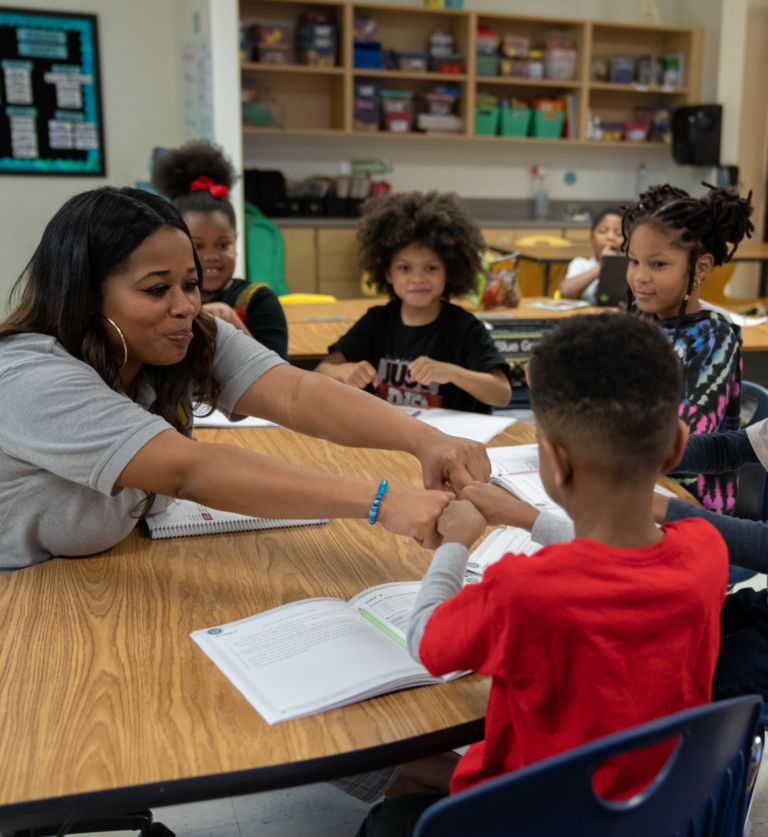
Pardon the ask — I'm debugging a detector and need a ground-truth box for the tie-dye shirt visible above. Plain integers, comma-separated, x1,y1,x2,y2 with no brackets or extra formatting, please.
641,309,742,514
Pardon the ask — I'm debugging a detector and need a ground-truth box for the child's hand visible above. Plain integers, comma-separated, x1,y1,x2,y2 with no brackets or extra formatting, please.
437,499,488,549
409,357,454,386
460,481,540,530
202,302,253,336
338,361,380,389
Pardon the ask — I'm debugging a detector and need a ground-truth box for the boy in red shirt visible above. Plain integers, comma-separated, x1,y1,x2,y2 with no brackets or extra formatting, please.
356,313,728,837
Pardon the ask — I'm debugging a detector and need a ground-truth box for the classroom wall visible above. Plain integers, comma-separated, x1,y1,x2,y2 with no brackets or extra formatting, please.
0,0,185,312
243,0,726,203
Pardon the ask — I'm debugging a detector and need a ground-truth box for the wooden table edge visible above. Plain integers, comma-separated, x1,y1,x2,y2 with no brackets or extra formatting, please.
0,719,483,831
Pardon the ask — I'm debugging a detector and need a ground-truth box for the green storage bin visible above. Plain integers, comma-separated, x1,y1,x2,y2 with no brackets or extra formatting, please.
532,109,565,139
476,54,498,76
500,107,532,137
474,107,500,136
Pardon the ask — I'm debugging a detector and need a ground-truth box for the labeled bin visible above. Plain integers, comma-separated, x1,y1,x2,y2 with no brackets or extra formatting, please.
500,107,532,137
531,109,564,138
475,107,500,136
476,54,499,77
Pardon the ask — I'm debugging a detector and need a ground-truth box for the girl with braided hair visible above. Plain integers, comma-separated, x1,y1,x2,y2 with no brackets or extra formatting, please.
623,183,754,513
152,140,288,359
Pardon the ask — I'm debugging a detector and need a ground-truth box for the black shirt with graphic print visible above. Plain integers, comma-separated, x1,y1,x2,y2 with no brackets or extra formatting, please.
328,299,509,414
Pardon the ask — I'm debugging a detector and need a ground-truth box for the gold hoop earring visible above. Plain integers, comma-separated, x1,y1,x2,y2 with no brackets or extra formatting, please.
102,316,128,370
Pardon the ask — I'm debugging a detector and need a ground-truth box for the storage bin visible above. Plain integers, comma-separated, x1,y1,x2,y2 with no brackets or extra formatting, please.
476,54,499,77
610,55,635,84
501,35,529,58
381,90,413,112
528,50,544,79
425,90,459,115
398,52,428,72
354,41,384,69
242,102,273,127
430,55,463,73
384,111,414,132
531,109,564,138
625,121,650,142
500,107,532,137
500,58,528,78
600,120,624,141
545,49,576,80
255,20,294,47
417,113,464,133
474,107,500,136
258,46,290,64
430,32,454,57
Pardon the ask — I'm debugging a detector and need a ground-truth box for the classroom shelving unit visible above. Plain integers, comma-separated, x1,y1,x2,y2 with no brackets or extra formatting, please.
238,0,703,145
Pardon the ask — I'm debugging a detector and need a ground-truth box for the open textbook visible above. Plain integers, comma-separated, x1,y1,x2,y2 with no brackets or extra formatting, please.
398,406,515,444
193,406,279,429
191,581,467,724
145,498,328,539
489,444,569,517
489,445,676,515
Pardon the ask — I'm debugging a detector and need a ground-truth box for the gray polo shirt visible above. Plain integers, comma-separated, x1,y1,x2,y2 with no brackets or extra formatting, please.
0,320,284,573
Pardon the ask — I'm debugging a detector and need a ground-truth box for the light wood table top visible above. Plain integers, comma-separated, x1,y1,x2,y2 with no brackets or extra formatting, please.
0,422,694,830
285,297,606,360
285,296,768,358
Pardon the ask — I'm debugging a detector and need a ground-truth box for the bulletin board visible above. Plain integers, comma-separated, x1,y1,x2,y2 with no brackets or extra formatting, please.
0,7,105,175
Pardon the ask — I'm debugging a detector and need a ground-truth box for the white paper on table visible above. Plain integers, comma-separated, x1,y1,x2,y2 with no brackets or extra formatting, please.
701,301,768,327
488,444,541,476
193,406,279,429
467,526,543,578
398,406,516,444
527,300,590,311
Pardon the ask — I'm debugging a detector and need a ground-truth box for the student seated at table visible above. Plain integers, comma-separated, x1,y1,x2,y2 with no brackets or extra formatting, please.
152,140,289,360
315,192,512,414
623,184,753,513
558,207,623,304
0,187,493,574
354,313,728,837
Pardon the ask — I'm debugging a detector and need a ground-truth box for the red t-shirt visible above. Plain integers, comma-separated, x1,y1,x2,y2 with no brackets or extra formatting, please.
419,518,728,799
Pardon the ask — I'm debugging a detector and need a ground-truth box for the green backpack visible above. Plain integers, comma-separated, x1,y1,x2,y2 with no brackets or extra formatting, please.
244,200,290,296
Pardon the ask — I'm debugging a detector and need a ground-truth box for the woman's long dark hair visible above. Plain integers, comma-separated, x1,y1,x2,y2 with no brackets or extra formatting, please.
622,183,754,342
1,185,221,432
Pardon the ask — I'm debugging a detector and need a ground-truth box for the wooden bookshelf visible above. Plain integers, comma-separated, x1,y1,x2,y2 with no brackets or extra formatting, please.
239,0,704,145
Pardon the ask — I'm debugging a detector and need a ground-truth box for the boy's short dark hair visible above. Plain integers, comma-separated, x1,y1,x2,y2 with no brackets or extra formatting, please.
528,313,682,481
357,191,484,298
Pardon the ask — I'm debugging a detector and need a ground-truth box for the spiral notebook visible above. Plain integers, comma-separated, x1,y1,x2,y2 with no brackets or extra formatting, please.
145,498,329,539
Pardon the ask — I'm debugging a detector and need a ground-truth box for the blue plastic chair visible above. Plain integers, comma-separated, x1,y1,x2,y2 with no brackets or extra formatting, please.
413,695,762,837
727,381,768,585
733,381,768,522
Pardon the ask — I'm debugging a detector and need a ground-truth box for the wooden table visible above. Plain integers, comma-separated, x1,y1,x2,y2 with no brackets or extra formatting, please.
0,423,694,831
287,297,607,361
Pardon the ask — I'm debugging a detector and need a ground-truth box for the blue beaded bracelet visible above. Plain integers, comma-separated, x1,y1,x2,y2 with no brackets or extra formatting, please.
368,479,388,525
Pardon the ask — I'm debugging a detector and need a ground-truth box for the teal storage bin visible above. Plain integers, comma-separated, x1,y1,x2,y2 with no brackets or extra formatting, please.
476,54,498,76
475,107,500,136
532,109,565,139
500,107,532,137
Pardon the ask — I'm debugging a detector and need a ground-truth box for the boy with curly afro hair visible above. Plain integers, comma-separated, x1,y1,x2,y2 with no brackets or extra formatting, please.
316,192,511,414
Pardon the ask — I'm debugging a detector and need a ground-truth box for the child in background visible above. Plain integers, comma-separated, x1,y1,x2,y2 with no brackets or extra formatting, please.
623,184,753,513
152,141,288,360
558,208,623,303
315,192,512,414
355,314,728,837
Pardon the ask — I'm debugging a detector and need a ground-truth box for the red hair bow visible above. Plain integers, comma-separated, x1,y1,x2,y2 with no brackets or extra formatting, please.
190,175,229,198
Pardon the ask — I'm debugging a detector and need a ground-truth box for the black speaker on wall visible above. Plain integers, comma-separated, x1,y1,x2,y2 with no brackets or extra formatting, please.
672,104,722,166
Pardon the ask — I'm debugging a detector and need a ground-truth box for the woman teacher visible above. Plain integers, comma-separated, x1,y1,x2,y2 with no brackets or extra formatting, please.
0,187,492,573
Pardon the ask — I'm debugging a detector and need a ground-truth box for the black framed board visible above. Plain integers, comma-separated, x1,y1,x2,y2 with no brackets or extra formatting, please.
0,7,104,175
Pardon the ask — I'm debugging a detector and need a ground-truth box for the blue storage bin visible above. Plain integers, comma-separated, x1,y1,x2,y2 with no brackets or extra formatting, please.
354,41,384,69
